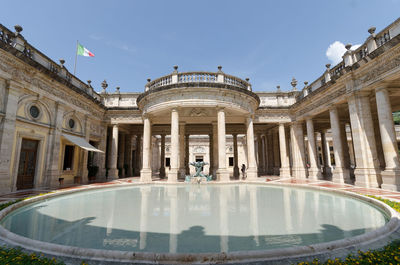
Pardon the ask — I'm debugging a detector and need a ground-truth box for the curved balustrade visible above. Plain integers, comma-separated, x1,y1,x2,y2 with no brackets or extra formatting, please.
147,71,249,91
178,72,218,83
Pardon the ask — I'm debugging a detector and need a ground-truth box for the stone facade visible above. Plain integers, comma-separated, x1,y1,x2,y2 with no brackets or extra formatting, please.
1,18,400,192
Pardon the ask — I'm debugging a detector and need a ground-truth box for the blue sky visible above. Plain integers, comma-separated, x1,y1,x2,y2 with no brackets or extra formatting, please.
2,1,400,93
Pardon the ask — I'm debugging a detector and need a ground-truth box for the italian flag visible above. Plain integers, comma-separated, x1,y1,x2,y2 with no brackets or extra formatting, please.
77,43,94,57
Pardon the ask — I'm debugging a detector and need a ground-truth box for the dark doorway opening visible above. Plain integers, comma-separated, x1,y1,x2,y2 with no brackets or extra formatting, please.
17,139,39,190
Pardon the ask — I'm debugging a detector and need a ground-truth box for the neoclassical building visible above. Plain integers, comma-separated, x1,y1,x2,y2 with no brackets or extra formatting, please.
0,18,400,193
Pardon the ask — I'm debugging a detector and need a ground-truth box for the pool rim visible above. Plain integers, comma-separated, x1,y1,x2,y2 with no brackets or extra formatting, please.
0,181,399,264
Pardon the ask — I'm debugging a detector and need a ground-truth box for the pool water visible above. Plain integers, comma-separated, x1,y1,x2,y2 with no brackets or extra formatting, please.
0,184,388,253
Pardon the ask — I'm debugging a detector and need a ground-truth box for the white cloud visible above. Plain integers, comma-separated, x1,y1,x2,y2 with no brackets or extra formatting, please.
326,41,361,65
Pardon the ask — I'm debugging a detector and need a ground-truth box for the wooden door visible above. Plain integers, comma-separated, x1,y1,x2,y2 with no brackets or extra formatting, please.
17,139,38,190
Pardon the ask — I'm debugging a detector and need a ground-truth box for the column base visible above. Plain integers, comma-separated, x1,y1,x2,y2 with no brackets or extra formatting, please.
217,169,230,182
246,167,258,181
233,166,240,179
332,168,350,184
354,168,380,188
292,167,307,179
159,167,166,179
140,168,152,182
108,168,119,180
178,168,186,180
279,167,291,178
381,169,400,191
168,168,179,182
307,167,322,180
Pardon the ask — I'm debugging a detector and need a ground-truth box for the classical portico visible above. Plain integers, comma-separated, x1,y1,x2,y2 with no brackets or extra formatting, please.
135,67,261,182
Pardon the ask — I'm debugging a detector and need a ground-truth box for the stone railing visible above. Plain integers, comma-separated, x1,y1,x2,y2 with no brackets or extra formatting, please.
296,17,400,101
0,24,102,102
146,67,251,91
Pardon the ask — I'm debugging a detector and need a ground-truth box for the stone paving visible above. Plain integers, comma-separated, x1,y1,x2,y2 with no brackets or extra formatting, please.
0,177,399,203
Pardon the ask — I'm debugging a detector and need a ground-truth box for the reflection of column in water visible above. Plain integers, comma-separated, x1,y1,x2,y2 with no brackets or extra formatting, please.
283,188,293,232
239,184,246,213
312,191,324,242
219,186,229,252
139,186,151,250
107,190,117,236
249,185,260,246
169,186,178,253
297,189,306,230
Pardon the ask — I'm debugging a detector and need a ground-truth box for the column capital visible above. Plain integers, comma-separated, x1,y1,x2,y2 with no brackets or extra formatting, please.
142,113,152,120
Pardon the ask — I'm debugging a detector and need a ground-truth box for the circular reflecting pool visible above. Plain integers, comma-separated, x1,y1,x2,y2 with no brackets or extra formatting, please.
0,184,388,253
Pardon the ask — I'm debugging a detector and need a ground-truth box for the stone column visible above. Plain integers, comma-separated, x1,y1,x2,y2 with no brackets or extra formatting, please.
341,123,351,174
108,124,119,179
107,127,113,170
290,122,307,178
135,134,142,176
306,119,321,180
81,117,90,183
140,116,152,182
329,107,350,183
279,123,291,177
217,108,229,181
0,81,21,192
373,117,386,170
267,132,274,175
264,133,269,174
126,134,133,177
257,134,264,175
209,133,214,176
376,88,400,190
97,123,107,179
117,132,125,178
246,115,258,180
273,131,280,175
185,134,190,175
261,135,267,174
45,102,64,187
233,134,239,179
348,93,380,188
212,122,218,177
159,134,166,178
320,130,332,177
168,109,179,182
178,122,186,179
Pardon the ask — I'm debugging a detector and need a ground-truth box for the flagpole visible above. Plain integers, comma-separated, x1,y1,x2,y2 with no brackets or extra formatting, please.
73,40,78,75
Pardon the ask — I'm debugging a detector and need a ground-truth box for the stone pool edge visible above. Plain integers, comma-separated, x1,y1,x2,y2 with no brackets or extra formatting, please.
0,181,398,264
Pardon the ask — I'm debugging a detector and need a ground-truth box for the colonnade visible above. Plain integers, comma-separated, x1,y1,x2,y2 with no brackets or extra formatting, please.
107,125,141,179
105,87,400,191
134,108,260,182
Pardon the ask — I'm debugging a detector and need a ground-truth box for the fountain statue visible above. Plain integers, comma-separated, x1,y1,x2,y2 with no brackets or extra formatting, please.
185,161,213,183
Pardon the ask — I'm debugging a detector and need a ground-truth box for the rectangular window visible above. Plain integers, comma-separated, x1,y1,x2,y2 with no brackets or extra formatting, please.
63,145,74,170
195,156,203,162
165,157,171,167
229,157,234,167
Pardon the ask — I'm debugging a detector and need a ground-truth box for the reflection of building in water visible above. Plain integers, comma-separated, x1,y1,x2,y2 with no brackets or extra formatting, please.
1,18,400,193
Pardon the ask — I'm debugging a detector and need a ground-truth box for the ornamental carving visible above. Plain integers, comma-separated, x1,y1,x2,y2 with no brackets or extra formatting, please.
189,108,208,117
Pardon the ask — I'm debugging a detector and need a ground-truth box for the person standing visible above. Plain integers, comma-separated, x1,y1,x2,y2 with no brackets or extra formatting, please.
241,164,246,180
